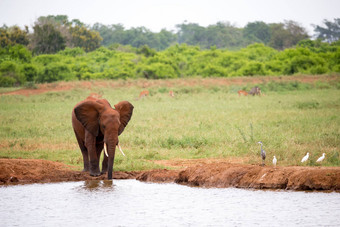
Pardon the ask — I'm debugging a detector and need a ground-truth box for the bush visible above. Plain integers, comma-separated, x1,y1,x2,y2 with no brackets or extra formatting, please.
0,74,17,87
201,64,227,77
22,64,38,81
0,60,26,86
0,45,32,63
34,55,62,66
58,47,85,57
240,62,266,76
37,63,73,82
139,62,178,79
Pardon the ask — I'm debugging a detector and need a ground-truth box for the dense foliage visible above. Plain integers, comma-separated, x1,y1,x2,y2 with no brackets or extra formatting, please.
1,15,340,87
1,40,339,86
93,20,310,50
1,15,339,53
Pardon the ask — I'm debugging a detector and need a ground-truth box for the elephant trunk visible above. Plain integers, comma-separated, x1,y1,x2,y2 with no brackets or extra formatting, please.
105,140,117,180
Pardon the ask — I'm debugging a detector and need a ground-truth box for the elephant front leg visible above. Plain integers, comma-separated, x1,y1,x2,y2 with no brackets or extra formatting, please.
101,154,108,174
85,133,101,177
81,149,90,172
96,142,107,174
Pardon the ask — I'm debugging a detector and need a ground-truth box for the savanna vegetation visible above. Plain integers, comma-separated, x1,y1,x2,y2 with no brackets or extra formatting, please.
1,15,339,171
0,40,339,87
0,77,339,171
1,16,340,87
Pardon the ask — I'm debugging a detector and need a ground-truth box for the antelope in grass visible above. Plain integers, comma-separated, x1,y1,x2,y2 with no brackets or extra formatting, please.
238,90,248,96
136,90,149,100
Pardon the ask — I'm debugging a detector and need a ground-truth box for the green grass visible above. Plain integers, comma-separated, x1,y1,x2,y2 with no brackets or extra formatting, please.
0,76,339,171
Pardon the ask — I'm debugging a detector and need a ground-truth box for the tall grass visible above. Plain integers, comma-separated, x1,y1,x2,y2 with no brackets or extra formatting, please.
0,78,339,170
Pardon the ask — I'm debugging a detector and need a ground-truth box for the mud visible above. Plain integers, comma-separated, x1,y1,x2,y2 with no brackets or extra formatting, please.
0,159,138,185
1,159,339,191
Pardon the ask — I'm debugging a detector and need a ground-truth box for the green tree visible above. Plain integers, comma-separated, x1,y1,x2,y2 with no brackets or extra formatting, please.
243,21,271,44
314,18,340,43
0,26,11,47
0,25,29,47
157,29,177,50
69,25,102,52
269,21,309,50
92,23,126,46
30,18,66,54
176,22,206,46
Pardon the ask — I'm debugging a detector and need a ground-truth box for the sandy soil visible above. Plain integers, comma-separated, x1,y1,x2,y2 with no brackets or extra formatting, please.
1,158,339,191
1,75,338,96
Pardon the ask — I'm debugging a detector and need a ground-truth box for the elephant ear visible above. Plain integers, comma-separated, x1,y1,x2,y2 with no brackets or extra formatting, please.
114,101,134,135
74,100,105,136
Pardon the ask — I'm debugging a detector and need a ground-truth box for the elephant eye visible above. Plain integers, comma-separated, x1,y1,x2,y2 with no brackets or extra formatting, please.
101,125,106,129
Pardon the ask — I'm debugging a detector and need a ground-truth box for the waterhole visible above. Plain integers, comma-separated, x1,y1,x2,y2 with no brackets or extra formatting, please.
1,180,339,226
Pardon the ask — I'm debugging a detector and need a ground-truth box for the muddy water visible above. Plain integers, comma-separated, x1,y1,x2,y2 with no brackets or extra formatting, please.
1,180,339,226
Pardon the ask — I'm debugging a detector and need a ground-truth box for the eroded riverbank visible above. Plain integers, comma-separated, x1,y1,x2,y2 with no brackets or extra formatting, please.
1,159,339,191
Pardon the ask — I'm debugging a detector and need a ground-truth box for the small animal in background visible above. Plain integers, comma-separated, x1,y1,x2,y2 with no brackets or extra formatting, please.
273,156,277,166
137,90,149,100
169,90,175,97
316,153,325,162
301,152,309,163
248,86,261,96
238,90,248,96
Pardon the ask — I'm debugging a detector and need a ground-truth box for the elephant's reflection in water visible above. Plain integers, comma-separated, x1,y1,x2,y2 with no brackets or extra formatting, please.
81,180,114,191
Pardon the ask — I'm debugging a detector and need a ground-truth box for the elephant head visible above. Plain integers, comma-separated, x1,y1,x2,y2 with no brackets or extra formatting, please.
74,99,134,179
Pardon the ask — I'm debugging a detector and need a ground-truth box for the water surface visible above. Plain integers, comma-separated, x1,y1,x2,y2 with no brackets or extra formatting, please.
1,180,339,226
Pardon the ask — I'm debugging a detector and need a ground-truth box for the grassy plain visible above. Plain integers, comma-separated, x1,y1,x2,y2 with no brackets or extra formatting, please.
0,76,339,171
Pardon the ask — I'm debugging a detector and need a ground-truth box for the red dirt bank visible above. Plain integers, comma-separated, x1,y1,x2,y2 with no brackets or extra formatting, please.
1,75,338,96
1,159,339,191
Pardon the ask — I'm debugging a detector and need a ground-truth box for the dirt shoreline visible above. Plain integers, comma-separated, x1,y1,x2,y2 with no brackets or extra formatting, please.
1,159,339,191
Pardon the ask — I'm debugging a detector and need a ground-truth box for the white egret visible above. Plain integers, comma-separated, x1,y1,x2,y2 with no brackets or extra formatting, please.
301,152,309,163
316,153,325,162
273,156,277,166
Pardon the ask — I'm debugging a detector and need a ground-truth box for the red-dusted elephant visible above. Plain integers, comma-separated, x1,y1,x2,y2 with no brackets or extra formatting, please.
72,96,134,179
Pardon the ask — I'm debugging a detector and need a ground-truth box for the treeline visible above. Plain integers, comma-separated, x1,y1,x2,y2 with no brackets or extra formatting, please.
1,40,339,86
1,15,340,87
1,15,340,53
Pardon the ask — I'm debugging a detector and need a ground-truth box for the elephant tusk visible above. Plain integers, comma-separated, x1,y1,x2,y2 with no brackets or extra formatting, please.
104,143,108,157
118,144,126,157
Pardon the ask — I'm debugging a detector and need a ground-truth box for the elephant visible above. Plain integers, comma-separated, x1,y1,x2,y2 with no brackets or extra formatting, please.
72,96,134,179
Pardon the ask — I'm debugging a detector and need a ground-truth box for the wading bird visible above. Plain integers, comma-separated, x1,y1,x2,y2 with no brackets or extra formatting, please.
316,153,325,162
258,141,266,166
301,152,309,163
273,156,277,166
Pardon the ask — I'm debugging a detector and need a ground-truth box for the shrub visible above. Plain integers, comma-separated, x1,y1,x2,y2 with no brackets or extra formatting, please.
240,62,266,76
0,60,26,86
138,62,178,79
0,45,32,63
34,55,62,66
37,63,73,82
0,74,17,87
201,64,227,77
58,47,85,57
22,64,38,81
